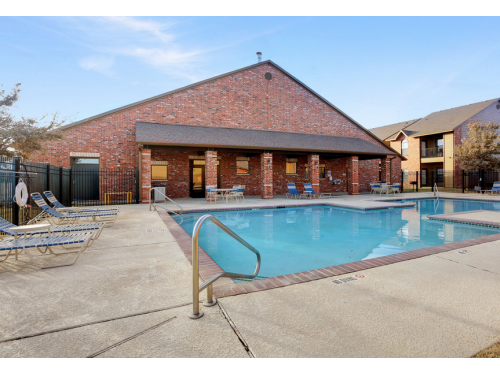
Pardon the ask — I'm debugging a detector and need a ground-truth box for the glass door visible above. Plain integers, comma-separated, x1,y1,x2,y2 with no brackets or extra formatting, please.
190,160,205,198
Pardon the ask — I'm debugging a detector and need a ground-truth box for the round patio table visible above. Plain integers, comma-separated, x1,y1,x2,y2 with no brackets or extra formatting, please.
211,188,237,203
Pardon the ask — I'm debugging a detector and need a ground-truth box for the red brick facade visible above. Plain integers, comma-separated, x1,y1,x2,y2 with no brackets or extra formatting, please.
260,153,273,199
32,61,400,199
347,156,359,195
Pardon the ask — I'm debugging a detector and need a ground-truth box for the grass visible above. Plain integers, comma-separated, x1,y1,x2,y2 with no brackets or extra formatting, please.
473,341,500,358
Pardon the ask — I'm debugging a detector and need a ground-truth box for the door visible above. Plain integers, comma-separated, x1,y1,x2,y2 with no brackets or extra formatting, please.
71,158,100,202
421,169,428,186
421,140,427,157
189,159,221,198
189,160,205,198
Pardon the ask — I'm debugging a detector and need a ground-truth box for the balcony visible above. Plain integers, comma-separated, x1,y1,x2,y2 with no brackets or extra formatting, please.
421,147,443,158
421,147,443,163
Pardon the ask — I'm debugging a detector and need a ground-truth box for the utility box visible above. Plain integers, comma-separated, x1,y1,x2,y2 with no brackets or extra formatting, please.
153,187,166,202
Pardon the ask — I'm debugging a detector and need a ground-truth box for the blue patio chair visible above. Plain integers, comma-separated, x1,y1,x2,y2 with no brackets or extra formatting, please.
31,193,118,226
43,191,119,214
0,230,94,268
286,183,308,199
483,182,500,194
303,183,333,199
0,215,104,246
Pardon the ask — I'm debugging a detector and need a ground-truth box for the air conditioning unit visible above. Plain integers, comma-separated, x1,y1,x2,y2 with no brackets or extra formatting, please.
153,187,166,203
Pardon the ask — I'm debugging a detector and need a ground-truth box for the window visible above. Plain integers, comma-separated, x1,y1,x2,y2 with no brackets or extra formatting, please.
72,158,99,165
402,169,409,182
319,166,326,179
152,165,168,180
286,162,297,174
437,168,444,182
236,160,249,174
401,139,408,156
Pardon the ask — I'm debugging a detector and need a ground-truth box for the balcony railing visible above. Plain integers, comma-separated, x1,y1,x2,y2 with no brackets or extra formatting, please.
421,147,443,158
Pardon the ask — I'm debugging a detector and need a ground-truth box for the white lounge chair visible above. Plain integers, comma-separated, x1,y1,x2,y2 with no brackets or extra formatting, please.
0,225,94,268
31,193,118,226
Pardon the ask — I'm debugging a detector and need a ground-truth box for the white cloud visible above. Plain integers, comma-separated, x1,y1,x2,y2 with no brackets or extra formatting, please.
102,17,176,43
78,55,115,75
125,47,202,67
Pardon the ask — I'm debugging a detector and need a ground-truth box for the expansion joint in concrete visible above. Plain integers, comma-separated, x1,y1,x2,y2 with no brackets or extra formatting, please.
217,301,255,358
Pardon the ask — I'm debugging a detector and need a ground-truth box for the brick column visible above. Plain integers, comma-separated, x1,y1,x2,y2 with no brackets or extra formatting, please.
308,154,320,192
261,152,273,199
141,148,151,203
381,157,391,183
347,156,359,195
205,150,218,187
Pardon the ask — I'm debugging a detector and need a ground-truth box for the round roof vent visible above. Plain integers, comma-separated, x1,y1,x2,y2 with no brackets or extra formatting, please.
264,72,272,80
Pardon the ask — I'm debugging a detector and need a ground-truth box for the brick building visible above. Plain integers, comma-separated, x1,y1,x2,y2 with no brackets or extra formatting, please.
371,98,500,189
34,59,402,202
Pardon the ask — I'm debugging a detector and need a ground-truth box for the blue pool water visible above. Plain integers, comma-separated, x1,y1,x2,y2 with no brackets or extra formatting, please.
174,199,500,278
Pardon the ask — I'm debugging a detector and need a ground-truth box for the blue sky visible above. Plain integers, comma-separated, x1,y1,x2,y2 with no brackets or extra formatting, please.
2,16,500,129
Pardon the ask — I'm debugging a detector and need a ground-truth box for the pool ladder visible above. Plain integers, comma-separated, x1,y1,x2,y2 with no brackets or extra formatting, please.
149,188,183,216
189,214,261,319
433,183,440,199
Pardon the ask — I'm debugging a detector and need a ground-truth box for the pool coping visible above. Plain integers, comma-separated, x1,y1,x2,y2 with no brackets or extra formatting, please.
158,200,500,299
428,210,500,228
170,200,416,214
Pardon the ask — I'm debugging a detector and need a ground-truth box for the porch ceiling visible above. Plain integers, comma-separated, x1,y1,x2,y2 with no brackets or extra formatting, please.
136,122,396,157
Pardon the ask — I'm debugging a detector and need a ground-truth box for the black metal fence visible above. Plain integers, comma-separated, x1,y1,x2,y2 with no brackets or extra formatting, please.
402,170,500,193
0,157,139,225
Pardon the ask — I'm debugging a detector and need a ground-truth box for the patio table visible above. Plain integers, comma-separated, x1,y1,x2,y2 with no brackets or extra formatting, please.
211,188,237,203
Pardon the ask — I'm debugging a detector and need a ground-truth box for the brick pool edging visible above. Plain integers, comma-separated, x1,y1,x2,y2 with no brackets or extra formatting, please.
158,206,500,300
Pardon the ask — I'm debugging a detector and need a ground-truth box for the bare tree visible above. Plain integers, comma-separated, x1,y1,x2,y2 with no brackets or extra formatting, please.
0,83,64,160
455,120,500,171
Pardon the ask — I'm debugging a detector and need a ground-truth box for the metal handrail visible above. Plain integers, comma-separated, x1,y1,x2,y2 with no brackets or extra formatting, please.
149,188,183,215
189,214,261,319
434,183,439,199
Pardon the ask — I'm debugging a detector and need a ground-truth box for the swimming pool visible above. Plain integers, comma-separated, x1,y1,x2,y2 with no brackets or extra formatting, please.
173,199,500,279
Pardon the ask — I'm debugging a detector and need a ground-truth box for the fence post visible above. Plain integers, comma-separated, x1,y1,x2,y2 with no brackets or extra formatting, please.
462,170,465,194
134,167,139,203
431,170,434,192
416,171,419,192
45,163,50,192
59,166,63,204
69,167,73,207
13,157,20,226
480,169,485,191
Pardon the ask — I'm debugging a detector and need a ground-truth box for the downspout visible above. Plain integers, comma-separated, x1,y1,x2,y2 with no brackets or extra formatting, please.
138,144,143,203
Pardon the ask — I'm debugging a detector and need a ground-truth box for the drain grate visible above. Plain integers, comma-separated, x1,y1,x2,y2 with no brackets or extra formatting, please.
157,229,165,232
146,229,154,233
458,250,470,254
332,276,358,285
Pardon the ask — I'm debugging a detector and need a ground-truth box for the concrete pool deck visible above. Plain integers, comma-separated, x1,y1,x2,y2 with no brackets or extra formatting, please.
1,192,500,357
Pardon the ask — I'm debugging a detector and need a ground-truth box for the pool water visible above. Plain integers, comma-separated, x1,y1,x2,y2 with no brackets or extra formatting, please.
174,199,500,278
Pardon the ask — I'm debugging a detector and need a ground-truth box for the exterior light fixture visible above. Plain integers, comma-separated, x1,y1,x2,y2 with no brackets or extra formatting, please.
267,158,272,170
116,159,121,168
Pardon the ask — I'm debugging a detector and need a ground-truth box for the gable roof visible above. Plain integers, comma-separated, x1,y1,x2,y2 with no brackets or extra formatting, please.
59,59,398,155
136,122,396,157
400,98,499,138
370,119,420,141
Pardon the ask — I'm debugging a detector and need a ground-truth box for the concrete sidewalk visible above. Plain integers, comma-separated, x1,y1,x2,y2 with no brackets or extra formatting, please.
2,194,500,357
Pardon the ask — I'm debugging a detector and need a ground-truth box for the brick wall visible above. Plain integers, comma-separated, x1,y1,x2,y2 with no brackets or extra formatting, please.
32,62,395,169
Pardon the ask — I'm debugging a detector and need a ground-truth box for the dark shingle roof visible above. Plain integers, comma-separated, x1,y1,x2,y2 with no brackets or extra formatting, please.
370,119,421,141
402,98,500,137
136,122,396,156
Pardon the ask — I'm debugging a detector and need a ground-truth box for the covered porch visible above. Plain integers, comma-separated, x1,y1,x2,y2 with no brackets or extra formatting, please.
136,122,400,202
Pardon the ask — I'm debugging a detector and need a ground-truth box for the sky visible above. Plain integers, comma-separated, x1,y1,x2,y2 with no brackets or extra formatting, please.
2,16,500,129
